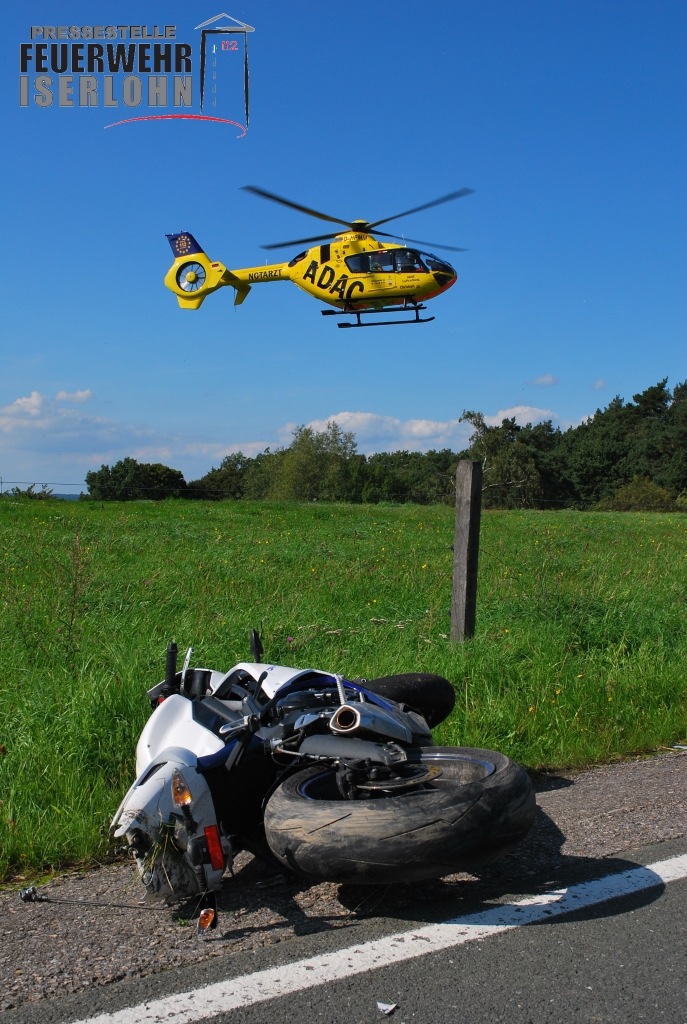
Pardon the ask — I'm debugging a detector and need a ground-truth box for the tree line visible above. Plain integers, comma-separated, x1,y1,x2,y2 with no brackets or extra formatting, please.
80,379,686,510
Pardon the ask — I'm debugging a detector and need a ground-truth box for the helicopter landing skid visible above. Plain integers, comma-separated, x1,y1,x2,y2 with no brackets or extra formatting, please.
321,303,435,329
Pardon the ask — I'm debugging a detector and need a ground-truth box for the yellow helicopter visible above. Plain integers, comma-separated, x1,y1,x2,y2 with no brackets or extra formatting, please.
164,186,474,328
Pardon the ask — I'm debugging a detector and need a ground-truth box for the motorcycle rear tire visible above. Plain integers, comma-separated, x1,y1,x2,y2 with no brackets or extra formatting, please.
360,673,455,727
264,746,535,884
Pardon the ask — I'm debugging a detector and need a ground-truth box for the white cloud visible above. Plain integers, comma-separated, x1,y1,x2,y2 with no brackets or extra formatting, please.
293,411,474,454
483,405,555,427
593,379,607,390
0,388,275,489
56,389,92,403
1,390,45,422
0,391,565,492
1,389,93,433
530,373,559,387
1,389,151,468
181,439,272,460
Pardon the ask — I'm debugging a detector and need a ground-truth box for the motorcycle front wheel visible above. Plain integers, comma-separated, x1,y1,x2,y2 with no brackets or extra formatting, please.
264,746,535,884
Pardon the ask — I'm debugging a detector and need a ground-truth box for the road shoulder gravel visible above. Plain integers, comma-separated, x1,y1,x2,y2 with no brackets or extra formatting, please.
1,750,685,1014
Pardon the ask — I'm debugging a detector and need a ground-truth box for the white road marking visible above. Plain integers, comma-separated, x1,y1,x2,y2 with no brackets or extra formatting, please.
71,853,687,1024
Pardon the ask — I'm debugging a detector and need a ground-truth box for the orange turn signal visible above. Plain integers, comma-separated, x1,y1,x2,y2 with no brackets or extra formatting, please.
171,768,193,807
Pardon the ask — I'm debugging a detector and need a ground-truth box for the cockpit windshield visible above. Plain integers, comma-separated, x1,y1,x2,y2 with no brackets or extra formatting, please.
418,252,454,275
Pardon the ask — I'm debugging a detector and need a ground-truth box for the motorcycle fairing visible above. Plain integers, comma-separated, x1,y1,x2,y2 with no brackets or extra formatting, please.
110,744,225,896
214,662,335,699
135,693,225,776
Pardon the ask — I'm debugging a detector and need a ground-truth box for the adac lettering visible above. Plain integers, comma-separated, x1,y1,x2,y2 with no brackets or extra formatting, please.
302,260,364,300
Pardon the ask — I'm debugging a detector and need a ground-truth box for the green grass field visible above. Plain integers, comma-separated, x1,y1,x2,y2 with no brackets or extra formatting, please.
1,498,685,880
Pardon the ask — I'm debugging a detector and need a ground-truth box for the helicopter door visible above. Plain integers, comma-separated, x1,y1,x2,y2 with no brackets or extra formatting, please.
366,251,395,293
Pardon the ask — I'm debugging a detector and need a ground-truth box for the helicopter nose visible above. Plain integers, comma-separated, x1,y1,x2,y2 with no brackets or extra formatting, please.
433,269,456,288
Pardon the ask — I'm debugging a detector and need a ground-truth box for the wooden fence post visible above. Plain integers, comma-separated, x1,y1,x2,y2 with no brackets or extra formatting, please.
450,460,483,642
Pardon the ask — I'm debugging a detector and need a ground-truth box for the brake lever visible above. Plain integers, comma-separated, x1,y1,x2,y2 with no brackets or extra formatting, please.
218,713,259,738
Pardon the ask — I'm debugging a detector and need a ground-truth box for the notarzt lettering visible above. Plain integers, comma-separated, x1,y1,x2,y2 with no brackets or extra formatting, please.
248,270,282,281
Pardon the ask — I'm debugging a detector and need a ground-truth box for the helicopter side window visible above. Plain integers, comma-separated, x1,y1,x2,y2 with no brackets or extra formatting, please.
288,250,309,268
344,253,371,273
395,250,426,272
344,250,429,274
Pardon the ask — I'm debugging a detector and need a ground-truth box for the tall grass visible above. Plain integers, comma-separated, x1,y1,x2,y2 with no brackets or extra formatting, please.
1,498,685,879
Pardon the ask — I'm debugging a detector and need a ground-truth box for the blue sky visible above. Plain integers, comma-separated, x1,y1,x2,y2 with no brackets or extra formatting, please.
2,1,685,492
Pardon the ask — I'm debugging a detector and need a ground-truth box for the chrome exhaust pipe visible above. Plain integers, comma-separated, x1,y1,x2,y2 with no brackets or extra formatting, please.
330,704,361,734
329,702,413,743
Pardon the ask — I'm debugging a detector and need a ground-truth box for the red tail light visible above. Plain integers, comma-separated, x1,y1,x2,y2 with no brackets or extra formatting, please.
204,825,224,871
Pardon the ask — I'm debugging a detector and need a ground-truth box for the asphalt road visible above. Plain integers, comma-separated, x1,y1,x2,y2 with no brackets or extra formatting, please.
5,838,686,1024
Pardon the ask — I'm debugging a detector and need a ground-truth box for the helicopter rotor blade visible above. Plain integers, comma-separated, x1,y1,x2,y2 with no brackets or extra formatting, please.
367,188,475,231
371,229,469,253
260,232,343,251
262,228,469,253
244,185,475,252
241,186,353,229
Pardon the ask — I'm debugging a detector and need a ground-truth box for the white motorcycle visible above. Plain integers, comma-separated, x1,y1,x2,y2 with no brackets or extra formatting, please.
111,633,535,905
